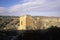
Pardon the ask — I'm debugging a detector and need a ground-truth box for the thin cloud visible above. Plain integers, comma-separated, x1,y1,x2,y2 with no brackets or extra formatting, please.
0,0,60,16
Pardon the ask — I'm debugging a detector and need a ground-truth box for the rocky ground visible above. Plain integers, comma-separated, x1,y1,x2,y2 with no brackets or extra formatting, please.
0,26,60,40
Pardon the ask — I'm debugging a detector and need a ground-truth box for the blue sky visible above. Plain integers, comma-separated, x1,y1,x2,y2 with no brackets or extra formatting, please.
0,0,23,7
0,0,60,17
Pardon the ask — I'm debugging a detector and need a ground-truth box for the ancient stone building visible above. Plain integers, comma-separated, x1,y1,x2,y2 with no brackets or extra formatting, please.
18,14,60,30
0,14,60,30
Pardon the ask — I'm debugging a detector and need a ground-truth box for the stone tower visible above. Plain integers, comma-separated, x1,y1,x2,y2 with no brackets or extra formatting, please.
18,14,33,30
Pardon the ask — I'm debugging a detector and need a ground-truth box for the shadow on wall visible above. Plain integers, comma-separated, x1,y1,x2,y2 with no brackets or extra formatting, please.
0,26,60,40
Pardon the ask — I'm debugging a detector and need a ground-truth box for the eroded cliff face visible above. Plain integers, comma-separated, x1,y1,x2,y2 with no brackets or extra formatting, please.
0,15,60,30
32,16,60,29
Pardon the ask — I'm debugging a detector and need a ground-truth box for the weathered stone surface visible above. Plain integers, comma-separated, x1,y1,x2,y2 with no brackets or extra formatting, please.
18,15,60,30
0,15,60,30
